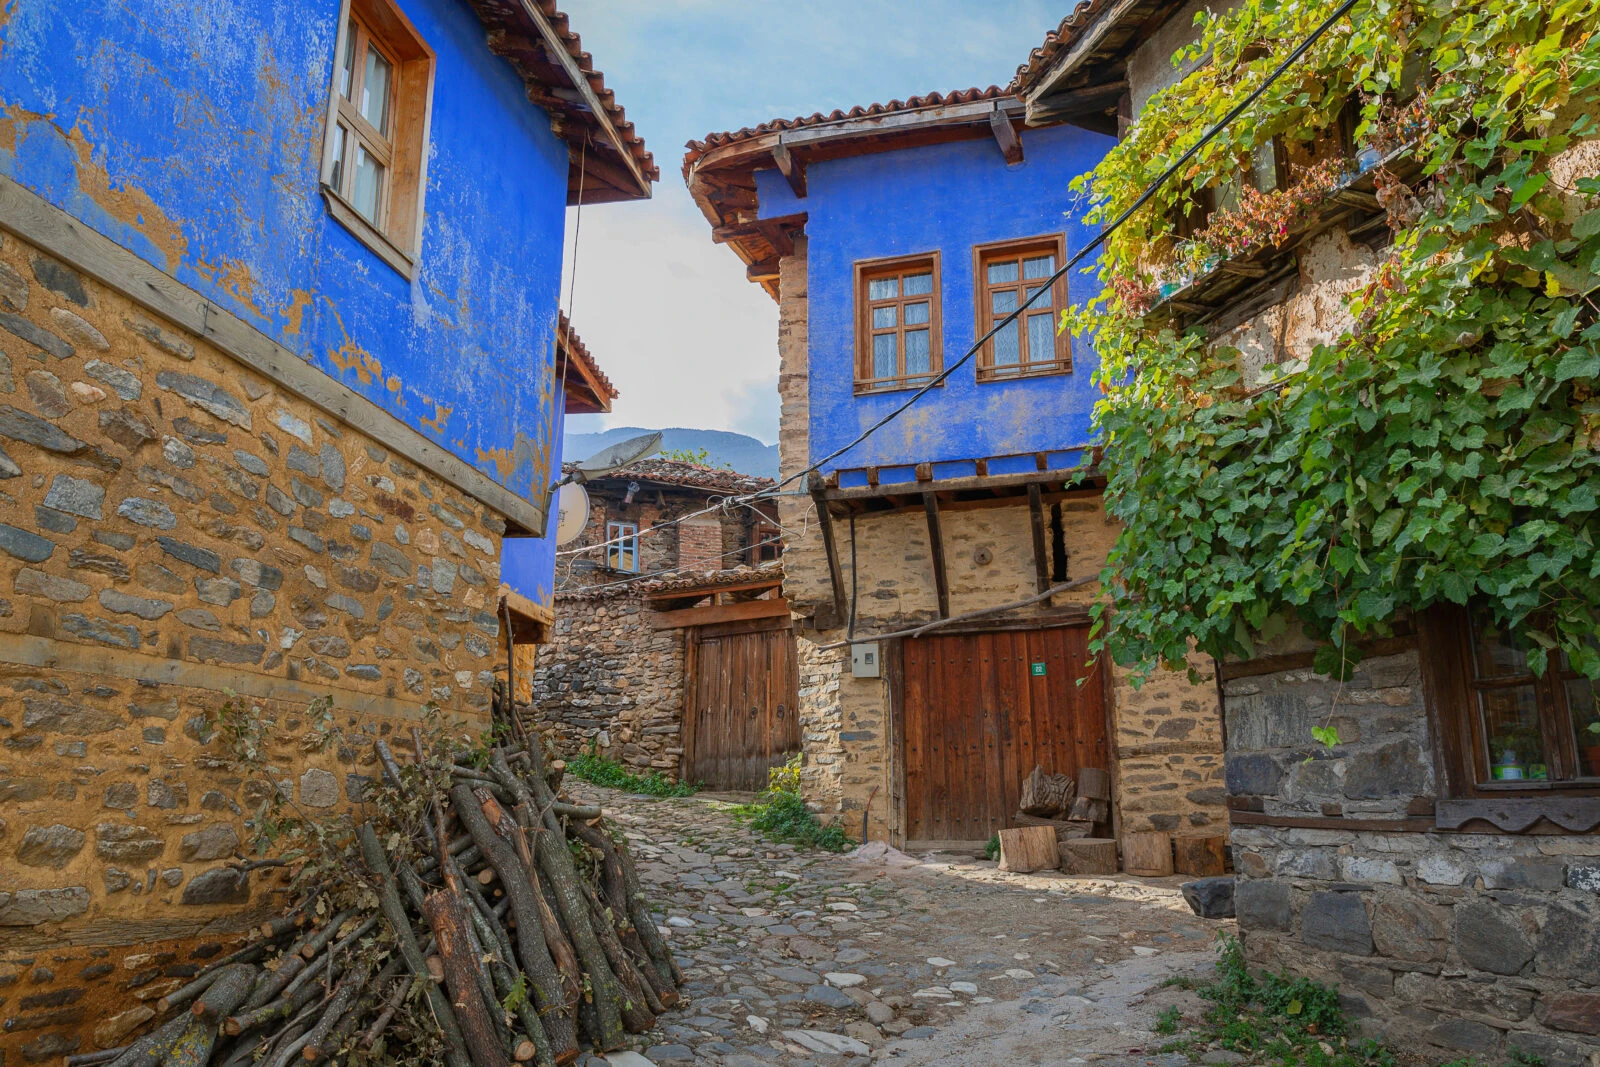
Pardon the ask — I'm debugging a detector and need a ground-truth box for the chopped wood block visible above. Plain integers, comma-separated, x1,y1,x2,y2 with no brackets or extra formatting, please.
1019,764,1074,817
1122,831,1174,876
1078,767,1111,801
997,825,1060,874
1068,795,1109,823
1058,837,1119,876
1174,834,1227,877
1013,812,1094,845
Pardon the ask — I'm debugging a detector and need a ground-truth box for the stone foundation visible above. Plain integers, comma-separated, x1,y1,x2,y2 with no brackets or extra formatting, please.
1223,643,1600,1062
0,230,507,1057
529,595,685,773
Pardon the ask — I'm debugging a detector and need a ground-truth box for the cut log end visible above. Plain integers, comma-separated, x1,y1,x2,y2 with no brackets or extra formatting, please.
997,825,1059,874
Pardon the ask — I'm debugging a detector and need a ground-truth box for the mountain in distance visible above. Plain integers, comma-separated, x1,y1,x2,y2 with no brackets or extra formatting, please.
562,425,779,479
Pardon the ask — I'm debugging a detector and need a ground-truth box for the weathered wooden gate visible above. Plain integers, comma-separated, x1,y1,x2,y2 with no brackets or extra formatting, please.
901,622,1109,846
682,616,801,791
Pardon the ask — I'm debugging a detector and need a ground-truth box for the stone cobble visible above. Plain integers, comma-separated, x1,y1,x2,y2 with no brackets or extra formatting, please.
568,781,1223,1065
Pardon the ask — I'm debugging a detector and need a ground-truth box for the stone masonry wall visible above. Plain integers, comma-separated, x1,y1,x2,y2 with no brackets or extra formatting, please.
0,232,505,1059
529,595,684,774
787,493,1227,844
1224,647,1600,1063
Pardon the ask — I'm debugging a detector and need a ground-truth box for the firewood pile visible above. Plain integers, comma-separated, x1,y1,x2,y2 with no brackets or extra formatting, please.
72,692,680,1067
1015,764,1110,837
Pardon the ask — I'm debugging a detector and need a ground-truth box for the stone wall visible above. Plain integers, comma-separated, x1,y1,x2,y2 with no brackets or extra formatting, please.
0,232,506,1059
1223,645,1600,1063
528,595,685,774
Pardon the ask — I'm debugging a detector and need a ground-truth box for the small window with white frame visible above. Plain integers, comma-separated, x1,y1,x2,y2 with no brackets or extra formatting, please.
320,0,435,277
605,522,639,573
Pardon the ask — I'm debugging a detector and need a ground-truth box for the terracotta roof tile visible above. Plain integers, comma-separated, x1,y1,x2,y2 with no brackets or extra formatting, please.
682,86,1010,178
1009,0,1112,95
565,457,774,495
556,312,617,403
558,561,783,602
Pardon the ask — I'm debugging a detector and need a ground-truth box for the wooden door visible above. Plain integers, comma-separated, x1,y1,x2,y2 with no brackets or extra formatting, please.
902,624,1108,845
683,616,801,791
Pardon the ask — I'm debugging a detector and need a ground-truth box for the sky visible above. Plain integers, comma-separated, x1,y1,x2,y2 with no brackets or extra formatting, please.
559,0,1063,446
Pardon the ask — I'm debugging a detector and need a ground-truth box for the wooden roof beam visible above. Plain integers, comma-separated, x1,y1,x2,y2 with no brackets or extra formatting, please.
746,257,781,283
772,138,806,199
989,106,1024,164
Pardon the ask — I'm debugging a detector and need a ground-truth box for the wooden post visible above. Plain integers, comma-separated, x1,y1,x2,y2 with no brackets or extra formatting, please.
989,105,1024,164
1122,831,1174,876
997,826,1059,873
923,491,949,619
808,473,849,629
1027,484,1050,594
1174,835,1228,877
772,138,806,198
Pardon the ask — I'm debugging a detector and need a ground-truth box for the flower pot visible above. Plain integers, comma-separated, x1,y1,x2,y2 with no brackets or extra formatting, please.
1491,763,1524,781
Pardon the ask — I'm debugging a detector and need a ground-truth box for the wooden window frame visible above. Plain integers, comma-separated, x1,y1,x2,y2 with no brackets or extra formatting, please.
973,234,1072,382
853,252,943,394
605,521,639,573
1419,604,1599,800
319,0,435,279
748,517,782,565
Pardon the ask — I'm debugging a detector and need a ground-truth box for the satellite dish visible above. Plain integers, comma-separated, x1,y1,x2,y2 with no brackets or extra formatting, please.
547,481,590,545
568,431,662,483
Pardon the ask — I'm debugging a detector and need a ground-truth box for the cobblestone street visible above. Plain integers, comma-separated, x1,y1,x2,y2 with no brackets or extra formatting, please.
572,783,1229,1066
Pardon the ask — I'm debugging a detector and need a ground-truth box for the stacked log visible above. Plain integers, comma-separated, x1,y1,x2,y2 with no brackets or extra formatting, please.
71,692,679,1067
1011,765,1111,844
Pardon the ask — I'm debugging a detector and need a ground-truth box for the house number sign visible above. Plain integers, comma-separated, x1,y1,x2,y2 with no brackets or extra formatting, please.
1030,662,1047,676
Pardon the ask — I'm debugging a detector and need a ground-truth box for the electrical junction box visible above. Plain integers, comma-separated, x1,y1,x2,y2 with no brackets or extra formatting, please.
850,642,881,678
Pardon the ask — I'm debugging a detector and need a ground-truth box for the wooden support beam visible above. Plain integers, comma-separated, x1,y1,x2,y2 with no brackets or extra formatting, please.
923,491,950,619
649,598,791,630
772,139,806,199
745,257,780,282
989,106,1024,164
1027,484,1050,595
809,473,849,628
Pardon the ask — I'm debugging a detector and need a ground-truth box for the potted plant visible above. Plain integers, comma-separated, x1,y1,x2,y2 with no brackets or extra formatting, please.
1488,723,1544,780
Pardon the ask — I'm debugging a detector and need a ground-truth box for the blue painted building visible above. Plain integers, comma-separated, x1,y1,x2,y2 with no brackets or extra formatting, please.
685,85,1226,848
0,0,649,620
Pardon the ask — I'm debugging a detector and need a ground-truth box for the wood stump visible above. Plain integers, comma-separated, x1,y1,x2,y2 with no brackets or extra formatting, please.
1013,812,1093,845
1174,835,1227,877
1077,767,1111,801
1121,831,1174,876
997,826,1060,873
1058,837,1119,876
1019,765,1074,817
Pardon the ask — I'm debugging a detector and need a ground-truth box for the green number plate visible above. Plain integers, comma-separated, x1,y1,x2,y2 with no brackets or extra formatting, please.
1030,662,1046,676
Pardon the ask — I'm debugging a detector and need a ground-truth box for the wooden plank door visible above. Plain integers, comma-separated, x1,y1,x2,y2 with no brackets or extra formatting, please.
901,624,1108,845
683,617,801,790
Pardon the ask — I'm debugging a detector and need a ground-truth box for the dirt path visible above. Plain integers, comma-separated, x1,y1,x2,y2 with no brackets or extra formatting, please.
569,783,1228,1066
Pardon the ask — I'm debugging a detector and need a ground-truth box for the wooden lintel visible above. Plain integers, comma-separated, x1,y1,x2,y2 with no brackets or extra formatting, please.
826,463,1096,504
772,139,807,199
809,473,849,627
988,106,1024,164
649,598,790,630
1027,484,1050,595
923,491,950,619
1219,261,1271,279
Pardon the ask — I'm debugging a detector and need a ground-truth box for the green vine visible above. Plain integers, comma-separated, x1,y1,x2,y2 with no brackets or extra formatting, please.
1071,0,1600,681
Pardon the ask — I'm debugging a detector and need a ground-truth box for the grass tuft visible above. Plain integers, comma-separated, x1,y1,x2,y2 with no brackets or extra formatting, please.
732,755,853,852
566,745,699,797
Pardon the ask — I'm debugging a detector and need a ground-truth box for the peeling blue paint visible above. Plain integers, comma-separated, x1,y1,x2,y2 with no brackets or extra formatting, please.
0,0,567,592
753,124,1114,475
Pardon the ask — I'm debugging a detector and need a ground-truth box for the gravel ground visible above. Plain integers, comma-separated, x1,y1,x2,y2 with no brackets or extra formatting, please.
568,783,1229,1066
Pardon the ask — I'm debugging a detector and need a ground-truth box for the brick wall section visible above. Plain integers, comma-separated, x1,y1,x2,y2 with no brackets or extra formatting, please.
0,233,506,1058
677,515,724,574
1224,650,1600,1062
529,596,684,773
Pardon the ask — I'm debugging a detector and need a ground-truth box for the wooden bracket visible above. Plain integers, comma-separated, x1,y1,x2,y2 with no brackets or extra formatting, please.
1027,484,1050,595
922,491,950,619
772,138,807,199
809,472,849,628
989,106,1024,165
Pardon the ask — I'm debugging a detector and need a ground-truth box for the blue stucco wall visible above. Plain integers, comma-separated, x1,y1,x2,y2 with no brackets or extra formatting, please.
499,388,565,606
0,0,567,579
754,123,1114,482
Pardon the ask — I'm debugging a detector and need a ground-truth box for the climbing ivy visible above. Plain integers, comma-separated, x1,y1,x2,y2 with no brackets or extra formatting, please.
1070,0,1600,681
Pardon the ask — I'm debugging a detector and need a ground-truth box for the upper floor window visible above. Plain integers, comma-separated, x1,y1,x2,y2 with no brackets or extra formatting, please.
748,518,782,565
320,0,435,278
1424,603,1599,795
605,522,639,573
975,236,1070,380
855,254,942,393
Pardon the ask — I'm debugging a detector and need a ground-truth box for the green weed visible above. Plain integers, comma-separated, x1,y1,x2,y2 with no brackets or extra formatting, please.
731,755,853,852
1154,1005,1182,1035
566,744,699,797
985,833,1000,861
